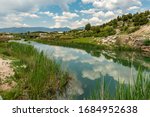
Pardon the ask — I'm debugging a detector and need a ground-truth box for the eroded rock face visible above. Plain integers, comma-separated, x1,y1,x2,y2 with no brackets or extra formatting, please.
100,25,150,52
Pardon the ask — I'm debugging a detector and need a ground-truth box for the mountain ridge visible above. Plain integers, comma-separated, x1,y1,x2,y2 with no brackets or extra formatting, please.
0,27,71,33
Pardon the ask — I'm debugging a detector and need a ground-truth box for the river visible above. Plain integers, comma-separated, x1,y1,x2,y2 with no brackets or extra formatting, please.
12,40,150,99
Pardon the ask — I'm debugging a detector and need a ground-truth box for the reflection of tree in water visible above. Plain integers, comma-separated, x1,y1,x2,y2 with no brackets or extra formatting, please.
89,50,150,71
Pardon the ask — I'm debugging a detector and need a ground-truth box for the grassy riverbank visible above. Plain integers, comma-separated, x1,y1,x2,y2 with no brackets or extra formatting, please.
0,41,149,100
35,38,137,52
0,42,69,99
90,69,150,100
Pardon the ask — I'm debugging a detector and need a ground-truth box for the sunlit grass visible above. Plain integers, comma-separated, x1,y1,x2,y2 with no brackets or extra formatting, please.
0,42,69,99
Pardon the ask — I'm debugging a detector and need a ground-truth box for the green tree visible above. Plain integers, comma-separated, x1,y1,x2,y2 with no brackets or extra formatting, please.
91,26,100,33
85,23,91,31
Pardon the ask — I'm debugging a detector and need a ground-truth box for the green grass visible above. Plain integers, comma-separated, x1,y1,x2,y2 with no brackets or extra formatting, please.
0,42,69,100
143,39,150,46
69,37,96,44
35,38,139,54
90,69,150,100
36,39,106,52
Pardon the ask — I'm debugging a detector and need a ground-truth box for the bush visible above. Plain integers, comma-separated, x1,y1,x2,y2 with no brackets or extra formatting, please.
143,39,150,46
127,26,140,33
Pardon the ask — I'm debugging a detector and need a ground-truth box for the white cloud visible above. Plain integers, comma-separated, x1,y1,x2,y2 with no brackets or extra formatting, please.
128,6,140,11
70,17,103,29
0,12,39,28
53,12,79,22
0,0,76,14
12,23,30,27
39,11,54,17
93,11,116,19
116,9,123,14
0,18,29,28
78,0,143,29
105,11,115,18
0,13,23,28
53,12,79,28
89,17,103,25
20,13,39,18
80,9,96,14
0,0,144,28
0,0,76,28
63,12,79,18
82,0,142,10
82,0,94,4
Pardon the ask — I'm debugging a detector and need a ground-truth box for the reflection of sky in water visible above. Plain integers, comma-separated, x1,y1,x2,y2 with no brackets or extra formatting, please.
31,42,137,82
15,41,150,99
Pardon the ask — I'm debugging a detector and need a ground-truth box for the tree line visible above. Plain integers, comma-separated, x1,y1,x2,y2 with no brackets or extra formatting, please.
84,10,150,37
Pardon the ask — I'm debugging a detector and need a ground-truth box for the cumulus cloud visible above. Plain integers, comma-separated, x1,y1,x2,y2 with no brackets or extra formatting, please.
78,0,143,28
93,11,115,19
39,11,54,17
0,0,76,28
82,0,94,4
82,0,142,10
53,12,79,28
0,0,76,14
128,6,140,11
70,10,117,29
20,13,39,18
80,9,96,14
0,13,28,28
0,0,144,28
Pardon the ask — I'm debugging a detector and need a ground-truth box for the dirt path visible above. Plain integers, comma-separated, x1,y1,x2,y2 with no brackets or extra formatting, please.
0,57,15,91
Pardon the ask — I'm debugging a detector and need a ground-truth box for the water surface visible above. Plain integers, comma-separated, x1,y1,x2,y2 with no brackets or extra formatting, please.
13,40,150,99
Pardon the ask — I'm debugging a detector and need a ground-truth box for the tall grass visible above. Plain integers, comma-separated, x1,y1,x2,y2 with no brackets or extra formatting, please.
1,42,69,99
35,39,139,53
90,69,150,100
36,39,106,51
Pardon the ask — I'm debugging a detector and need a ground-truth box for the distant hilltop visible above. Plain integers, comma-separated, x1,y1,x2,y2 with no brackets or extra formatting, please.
0,27,71,33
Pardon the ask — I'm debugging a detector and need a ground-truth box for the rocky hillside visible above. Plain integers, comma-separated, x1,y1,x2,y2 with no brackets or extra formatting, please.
78,10,150,38
99,24,150,52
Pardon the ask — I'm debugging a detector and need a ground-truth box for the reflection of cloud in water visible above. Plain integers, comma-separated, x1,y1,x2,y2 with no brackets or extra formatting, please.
82,70,102,80
52,46,87,62
32,42,138,83
80,55,113,65
14,41,150,99
82,57,137,83
57,73,84,99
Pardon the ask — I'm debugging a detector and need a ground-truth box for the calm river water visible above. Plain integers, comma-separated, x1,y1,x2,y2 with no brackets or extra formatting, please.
14,40,150,99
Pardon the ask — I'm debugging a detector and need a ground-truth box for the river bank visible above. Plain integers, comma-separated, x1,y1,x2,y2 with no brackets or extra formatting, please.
0,42,70,99
0,57,15,91
0,40,150,99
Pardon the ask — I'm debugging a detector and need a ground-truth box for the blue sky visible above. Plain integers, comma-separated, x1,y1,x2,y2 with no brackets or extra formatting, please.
0,0,149,29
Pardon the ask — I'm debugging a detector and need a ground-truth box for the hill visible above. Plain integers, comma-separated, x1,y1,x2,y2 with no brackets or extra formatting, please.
70,10,150,38
0,27,71,33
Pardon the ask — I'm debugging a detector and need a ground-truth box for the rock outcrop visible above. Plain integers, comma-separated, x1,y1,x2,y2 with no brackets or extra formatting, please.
99,25,150,52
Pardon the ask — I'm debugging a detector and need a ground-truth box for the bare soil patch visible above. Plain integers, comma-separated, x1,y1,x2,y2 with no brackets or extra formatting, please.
0,58,15,91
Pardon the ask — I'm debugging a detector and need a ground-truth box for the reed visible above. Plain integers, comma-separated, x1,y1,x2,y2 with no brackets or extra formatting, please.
89,69,150,100
0,42,69,99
